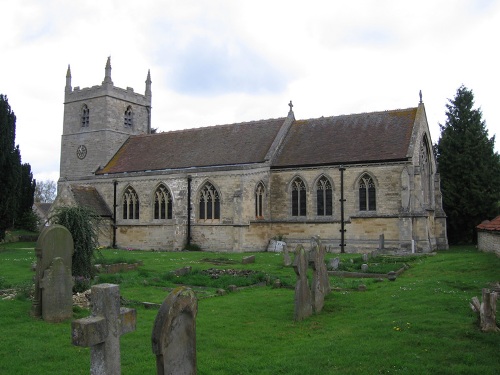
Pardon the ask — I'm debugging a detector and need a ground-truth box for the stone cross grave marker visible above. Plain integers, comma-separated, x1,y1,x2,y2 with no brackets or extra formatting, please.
152,286,198,375
72,283,136,375
293,245,312,321
32,224,74,321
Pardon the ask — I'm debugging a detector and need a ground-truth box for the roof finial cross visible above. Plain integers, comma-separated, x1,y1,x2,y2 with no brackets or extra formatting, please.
288,100,293,113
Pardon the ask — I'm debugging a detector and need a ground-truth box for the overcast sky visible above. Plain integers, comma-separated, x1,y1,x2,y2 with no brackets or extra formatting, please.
2,0,499,182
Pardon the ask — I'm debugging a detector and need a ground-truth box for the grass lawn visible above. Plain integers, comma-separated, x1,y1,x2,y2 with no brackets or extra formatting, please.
0,243,499,374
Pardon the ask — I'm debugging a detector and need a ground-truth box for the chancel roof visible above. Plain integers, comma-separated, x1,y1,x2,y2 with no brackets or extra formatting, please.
272,108,417,168
97,107,417,175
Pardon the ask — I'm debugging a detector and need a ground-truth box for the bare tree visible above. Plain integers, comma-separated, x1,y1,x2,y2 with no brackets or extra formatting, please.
35,180,57,203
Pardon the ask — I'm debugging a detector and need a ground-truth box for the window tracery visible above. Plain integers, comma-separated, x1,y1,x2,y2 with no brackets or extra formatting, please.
123,186,139,220
199,182,220,220
154,184,172,220
291,177,306,216
316,176,333,216
359,174,376,211
255,182,265,219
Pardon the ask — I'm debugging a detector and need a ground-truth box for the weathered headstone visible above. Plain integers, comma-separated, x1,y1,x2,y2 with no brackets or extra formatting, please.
329,257,340,270
152,286,198,375
242,255,255,264
283,244,292,266
32,224,74,319
40,257,74,322
362,253,369,262
470,288,499,332
310,237,331,313
72,283,137,375
361,264,369,272
293,245,312,321
378,234,385,250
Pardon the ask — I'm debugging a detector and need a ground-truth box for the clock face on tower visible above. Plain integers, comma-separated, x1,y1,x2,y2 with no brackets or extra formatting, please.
76,145,87,160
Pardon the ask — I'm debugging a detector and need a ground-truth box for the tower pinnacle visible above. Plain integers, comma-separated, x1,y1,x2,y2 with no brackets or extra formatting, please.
103,56,113,85
65,64,72,93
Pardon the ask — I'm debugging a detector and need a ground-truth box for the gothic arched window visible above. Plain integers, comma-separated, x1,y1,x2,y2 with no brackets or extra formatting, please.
291,177,306,216
420,135,432,206
316,176,333,216
199,182,220,220
81,104,90,127
154,184,172,220
255,182,265,219
359,174,376,211
124,106,133,127
123,186,139,220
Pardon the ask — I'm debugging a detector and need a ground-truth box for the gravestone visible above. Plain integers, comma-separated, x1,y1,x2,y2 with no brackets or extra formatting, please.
283,244,292,266
361,264,369,272
72,283,136,375
378,234,385,250
293,246,312,321
40,257,74,322
152,286,198,375
329,257,340,270
310,237,331,313
362,253,369,262
242,255,255,264
32,225,74,319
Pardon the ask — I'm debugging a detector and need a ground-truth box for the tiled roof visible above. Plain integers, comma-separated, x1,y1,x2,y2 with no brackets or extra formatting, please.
272,108,417,168
98,118,286,174
71,185,112,217
97,107,417,174
477,216,500,231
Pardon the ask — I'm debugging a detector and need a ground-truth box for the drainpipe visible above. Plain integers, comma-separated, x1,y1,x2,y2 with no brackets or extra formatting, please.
187,176,192,247
113,180,117,248
339,166,346,253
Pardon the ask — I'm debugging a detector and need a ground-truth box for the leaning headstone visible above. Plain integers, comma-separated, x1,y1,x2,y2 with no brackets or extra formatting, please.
40,257,74,322
242,255,255,264
152,286,198,375
72,283,137,375
293,246,312,321
32,225,74,318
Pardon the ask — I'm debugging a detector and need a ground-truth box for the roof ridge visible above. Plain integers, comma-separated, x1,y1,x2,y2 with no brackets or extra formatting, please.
132,117,287,138
299,107,418,122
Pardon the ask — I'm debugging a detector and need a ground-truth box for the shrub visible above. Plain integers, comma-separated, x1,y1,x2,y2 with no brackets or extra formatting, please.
50,206,101,280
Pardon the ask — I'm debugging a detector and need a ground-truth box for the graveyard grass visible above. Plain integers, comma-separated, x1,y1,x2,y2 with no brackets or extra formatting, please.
0,244,499,374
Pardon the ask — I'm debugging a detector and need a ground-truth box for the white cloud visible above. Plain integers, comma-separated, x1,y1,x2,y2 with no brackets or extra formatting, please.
1,0,499,182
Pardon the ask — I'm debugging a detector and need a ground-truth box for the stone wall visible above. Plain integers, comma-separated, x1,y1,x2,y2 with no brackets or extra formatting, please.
477,231,500,257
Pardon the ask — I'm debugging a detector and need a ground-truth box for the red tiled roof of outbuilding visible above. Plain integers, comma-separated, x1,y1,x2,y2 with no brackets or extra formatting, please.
477,216,500,231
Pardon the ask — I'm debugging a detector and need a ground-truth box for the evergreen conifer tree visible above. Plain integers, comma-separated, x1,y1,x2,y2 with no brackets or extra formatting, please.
437,85,500,244
0,94,36,239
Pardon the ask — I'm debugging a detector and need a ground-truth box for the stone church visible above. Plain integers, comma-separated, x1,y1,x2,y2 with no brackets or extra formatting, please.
54,58,448,253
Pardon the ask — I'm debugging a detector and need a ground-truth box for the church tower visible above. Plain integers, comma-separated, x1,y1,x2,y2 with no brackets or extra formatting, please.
60,57,152,181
